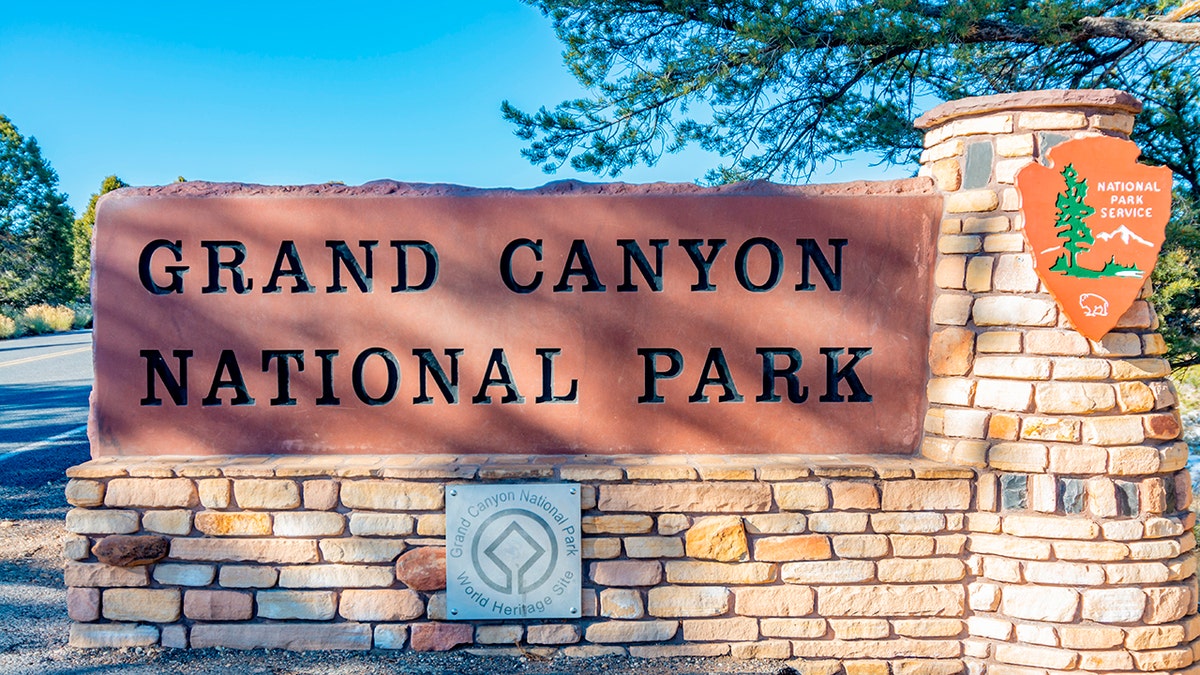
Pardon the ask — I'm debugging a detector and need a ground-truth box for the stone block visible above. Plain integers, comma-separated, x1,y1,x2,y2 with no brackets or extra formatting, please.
591,560,662,587
1125,625,1186,650
102,588,181,622
349,512,415,537
989,443,1048,472
105,478,198,508
877,558,965,583
881,480,971,511
730,640,792,660
892,619,964,638
395,547,447,590
832,534,890,559
197,478,231,508
92,534,169,566
190,623,370,650
657,513,690,535
70,623,159,648
256,590,339,619
142,509,193,535
65,479,105,507
623,536,683,558
374,624,408,650
582,538,621,559
302,479,339,510
1036,381,1116,413
183,589,253,620
782,560,875,584
219,565,278,588
973,379,1034,411
973,296,1056,327
582,515,654,534
320,537,406,563
584,620,677,643
280,564,393,588
527,624,581,645
830,618,890,640
599,483,771,513
665,561,776,585
684,515,748,561
945,190,999,213
63,533,90,561
340,480,443,510
600,588,645,619
994,642,1078,669
67,587,100,621
647,586,730,617
231,479,300,509
628,644,729,657
754,535,832,561
929,327,975,376
934,255,966,290
475,625,523,645
192,511,272,538
1000,585,1079,622
1143,586,1193,624
1081,588,1145,623
974,356,1051,380
931,294,973,325
153,563,216,586
64,561,149,587
1021,417,1080,442
339,589,424,621
1023,561,1104,586
273,511,346,537
65,508,139,535
1003,514,1098,539
816,585,964,617
829,481,880,510
732,585,814,617
775,482,830,511
682,616,758,642
1049,445,1107,474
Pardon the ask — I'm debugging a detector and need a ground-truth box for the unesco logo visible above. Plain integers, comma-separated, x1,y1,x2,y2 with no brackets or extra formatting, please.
471,509,558,594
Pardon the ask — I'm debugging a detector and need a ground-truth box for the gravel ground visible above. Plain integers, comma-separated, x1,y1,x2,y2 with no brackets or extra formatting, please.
0,459,797,675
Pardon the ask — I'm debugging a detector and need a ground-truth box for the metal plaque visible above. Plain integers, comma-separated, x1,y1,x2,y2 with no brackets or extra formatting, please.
446,483,581,620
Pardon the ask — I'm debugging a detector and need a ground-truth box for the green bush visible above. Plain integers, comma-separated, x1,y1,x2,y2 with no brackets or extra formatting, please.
0,314,16,339
21,304,75,334
69,303,93,329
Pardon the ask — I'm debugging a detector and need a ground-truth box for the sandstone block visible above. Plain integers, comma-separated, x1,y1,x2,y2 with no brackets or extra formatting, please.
339,589,424,621
946,190,999,213
65,479,105,507
666,561,776,585
1021,111,1087,130
1049,445,1107,474
929,327,974,376
934,255,966,290
273,511,345,537
348,512,415,537
730,640,792,660
302,479,339,510
775,482,830,511
975,356,1052,380
65,508,139,535
475,625,523,644
790,637,959,659
988,443,1048,472
994,642,1078,669
829,618,890,640
340,480,443,510
1036,381,1116,413
140,509,192,535
585,620,677,643
582,538,621,559
219,565,279,588
877,558,965,582
931,294,972,326
600,483,771,513
67,587,100,621
374,624,408,650
231,479,300,509
280,564,394,588
190,623,370,650
973,296,1056,327
197,478,231,508
526,624,581,645
320,537,405,563
70,623,159,648
63,533,90,561
194,511,272,536
968,582,1000,612
1126,625,1186,650
647,586,730,618
817,585,964,617
105,478,197,508
1020,417,1080,443
808,512,869,533
930,158,962,192
683,616,758,642
1082,416,1146,446
890,535,936,557
760,618,827,638
1003,514,1098,539
256,590,339,619
102,588,181,622
754,535,832,562
892,619,962,639
1082,588,1145,623
591,560,662,587
1143,586,1193,624
782,560,875,584
395,547,447,590
1130,647,1193,671
996,133,1034,157
1023,561,1104,586
657,513,691,535
833,534,890,558
600,588,645,619
623,536,683,558
871,512,945,534
734,586,814,616
685,515,748,561
582,515,654,534
153,563,216,586
628,644,729,657
941,408,989,439
829,481,880,510
973,379,1034,411
881,480,971,511
968,533,1051,560
91,534,168,567
560,645,627,658
926,378,974,406
183,589,253,620
64,561,149,587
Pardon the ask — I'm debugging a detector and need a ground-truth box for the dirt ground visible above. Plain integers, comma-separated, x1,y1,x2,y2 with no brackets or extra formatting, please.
0,464,795,675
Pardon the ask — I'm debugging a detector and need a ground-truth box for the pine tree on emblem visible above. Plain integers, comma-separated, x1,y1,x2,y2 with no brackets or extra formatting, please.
1049,163,1096,275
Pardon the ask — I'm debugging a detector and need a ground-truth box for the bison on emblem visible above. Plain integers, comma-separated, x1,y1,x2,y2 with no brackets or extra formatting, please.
1078,293,1109,317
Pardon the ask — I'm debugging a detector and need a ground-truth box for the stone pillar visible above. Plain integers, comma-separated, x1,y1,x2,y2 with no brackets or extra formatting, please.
915,90,1197,674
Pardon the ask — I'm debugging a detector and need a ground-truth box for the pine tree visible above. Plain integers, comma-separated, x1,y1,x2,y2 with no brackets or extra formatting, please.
72,175,129,300
0,115,76,308
1051,164,1096,274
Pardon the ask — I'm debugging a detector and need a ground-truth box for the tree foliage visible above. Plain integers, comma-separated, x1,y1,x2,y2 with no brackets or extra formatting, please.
0,114,76,308
72,175,129,300
504,0,1200,366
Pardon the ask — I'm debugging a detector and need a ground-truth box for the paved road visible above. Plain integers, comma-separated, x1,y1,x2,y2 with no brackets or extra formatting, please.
0,330,93,489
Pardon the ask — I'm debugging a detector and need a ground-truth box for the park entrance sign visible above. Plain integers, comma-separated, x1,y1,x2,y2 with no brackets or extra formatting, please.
90,181,939,456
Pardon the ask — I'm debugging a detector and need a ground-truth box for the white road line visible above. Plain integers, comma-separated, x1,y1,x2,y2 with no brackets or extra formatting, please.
0,424,88,462
0,346,90,368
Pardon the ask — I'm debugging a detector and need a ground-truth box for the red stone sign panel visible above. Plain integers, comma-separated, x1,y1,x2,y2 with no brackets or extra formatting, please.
90,181,939,456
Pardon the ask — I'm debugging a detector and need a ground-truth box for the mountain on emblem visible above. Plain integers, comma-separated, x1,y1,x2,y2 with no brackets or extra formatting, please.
1016,136,1171,341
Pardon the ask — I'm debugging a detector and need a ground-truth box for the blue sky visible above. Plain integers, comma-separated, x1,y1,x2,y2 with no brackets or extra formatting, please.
2,1,908,213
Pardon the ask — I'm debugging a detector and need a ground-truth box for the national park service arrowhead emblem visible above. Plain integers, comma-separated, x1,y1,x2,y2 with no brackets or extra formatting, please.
1016,136,1172,341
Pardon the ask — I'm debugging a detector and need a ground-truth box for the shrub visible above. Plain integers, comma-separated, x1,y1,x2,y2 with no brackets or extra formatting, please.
69,303,93,329
21,304,75,334
0,314,15,339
